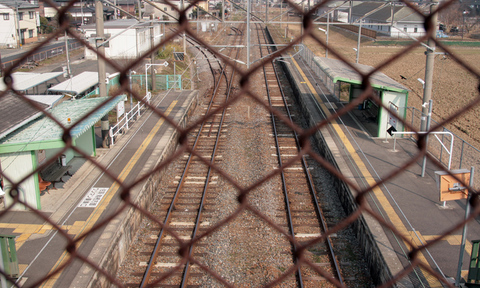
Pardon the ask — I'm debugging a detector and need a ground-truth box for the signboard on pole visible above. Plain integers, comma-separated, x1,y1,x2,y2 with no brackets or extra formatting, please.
435,169,470,202
117,100,125,120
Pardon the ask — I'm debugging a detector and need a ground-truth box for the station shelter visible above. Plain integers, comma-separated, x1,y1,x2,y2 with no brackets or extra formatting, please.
0,72,63,94
312,57,409,138
47,71,120,99
0,95,126,210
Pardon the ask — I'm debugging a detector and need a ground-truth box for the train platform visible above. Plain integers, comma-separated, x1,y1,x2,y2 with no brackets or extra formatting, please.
286,54,480,287
0,90,198,287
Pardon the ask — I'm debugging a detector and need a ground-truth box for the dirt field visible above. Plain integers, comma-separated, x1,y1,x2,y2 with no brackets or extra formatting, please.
282,22,480,149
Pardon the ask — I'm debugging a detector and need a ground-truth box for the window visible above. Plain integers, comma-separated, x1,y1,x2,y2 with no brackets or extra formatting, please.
164,7,167,11
414,26,418,33
29,11,34,19
3,13,9,20
29,29,33,38
18,12,23,20
403,26,407,32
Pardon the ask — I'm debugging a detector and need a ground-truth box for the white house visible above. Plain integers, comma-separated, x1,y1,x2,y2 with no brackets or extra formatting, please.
351,3,426,38
82,19,163,60
145,0,208,21
0,1,39,48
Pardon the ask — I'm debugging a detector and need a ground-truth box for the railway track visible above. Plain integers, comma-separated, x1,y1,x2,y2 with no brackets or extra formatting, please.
116,20,362,287
123,24,245,288
255,24,344,287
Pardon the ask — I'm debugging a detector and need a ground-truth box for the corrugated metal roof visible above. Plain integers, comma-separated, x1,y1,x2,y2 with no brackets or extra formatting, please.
0,72,63,92
26,95,64,107
47,71,99,95
314,57,408,93
0,96,126,153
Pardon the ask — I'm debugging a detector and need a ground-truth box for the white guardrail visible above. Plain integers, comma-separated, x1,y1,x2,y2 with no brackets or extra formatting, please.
108,92,151,146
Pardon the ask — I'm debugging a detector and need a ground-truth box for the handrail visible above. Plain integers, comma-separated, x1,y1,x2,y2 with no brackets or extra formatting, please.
108,92,151,146
392,131,454,170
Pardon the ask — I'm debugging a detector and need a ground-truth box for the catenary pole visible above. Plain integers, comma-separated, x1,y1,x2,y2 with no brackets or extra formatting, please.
96,0,108,145
420,0,438,132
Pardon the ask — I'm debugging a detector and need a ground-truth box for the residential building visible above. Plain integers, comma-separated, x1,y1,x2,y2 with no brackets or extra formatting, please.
350,3,425,38
145,0,208,21
82,18,163,60
0,0,39,48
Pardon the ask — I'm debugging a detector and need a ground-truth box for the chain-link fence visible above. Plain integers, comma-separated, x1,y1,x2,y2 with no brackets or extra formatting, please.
0,0,479,286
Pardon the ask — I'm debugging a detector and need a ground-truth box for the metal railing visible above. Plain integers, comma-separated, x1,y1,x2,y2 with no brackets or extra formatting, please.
109,92,151,146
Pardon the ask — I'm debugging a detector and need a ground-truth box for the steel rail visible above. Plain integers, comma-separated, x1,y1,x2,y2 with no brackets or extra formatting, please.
260,24,344,286
139,45,228,288
169,27,226,90
180,25,246,287
255,23,304,287
266,26,344,285
139,24,244,287
273,53,345,287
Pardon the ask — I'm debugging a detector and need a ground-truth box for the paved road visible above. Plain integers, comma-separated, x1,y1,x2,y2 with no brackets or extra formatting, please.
1,38,83,72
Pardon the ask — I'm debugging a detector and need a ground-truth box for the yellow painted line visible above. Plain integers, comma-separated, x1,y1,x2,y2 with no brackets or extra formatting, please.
289,56,442,287
40,100,178,288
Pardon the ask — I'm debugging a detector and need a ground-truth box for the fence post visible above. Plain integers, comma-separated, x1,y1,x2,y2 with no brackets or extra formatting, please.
411,108,415,130
440,128,445,166
109,127,114,146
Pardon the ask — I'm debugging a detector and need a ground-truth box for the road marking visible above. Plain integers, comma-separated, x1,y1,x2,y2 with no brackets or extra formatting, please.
289,56,443,287
40,100,178,288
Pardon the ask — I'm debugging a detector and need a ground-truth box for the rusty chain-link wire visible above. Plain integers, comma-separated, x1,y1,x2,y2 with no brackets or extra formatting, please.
0,0,479,286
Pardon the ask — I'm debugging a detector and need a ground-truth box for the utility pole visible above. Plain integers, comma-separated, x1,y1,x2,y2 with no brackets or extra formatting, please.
182,0,186,55
420,0,438,132
265,0,268,23
95,0,108,145
222,0,225,22
15,0,22,49
137,0,142,19
356,20,362,64
247,0,250,68
65,31,72,78
150,15,156,91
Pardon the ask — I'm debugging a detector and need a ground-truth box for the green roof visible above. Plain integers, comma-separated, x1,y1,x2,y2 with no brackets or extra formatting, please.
314,57,409,93
0,96,125,153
